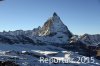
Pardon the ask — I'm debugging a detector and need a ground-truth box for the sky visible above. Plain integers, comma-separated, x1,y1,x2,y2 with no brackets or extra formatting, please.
0,0,100,35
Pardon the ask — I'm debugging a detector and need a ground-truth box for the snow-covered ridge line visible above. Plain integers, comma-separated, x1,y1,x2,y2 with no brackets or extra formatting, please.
0,12,72,44
80,34,100,46
0,12,100,46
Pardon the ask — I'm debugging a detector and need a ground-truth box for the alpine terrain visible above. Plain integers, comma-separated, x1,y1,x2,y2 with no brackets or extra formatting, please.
0,13,100,66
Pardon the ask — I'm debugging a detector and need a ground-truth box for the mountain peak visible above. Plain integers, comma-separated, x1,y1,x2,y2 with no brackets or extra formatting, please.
39,12,72,38
53,12,58,17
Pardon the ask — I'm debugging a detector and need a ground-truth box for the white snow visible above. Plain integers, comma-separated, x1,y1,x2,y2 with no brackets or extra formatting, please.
80,34,100,46
0,44,99,66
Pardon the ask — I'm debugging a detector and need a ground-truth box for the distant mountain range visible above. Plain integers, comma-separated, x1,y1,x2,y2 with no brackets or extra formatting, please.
0,12,100,47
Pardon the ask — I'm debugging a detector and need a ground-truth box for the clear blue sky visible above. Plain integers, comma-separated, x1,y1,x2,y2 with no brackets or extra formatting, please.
0,0,100,35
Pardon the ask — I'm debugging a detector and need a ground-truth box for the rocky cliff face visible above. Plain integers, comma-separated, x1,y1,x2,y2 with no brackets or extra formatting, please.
1,12,100,46
0,12,72,44
39,12,71,37
80,34,100,46
35,12,72,44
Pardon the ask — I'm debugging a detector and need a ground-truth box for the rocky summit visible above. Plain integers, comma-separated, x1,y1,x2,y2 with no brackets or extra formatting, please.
0,12,72,44
0,13,100,66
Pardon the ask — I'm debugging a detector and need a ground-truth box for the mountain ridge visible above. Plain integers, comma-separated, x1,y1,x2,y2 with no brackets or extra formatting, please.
0,12,72,44
0,12,99,46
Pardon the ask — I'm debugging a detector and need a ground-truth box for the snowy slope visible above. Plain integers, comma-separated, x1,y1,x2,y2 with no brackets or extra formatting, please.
80,34,100,46
0,12,100,66
0,13,72,44
39,12,70,36
36,12,72,44
0,44,100,66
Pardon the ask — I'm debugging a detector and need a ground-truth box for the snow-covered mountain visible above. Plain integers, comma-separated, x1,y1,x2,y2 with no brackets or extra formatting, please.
80,34,100,46
38,12,71,36
0,12,72,44
0,12,100,46
35,12,72,44
0,13,100,66
69,34,100,47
